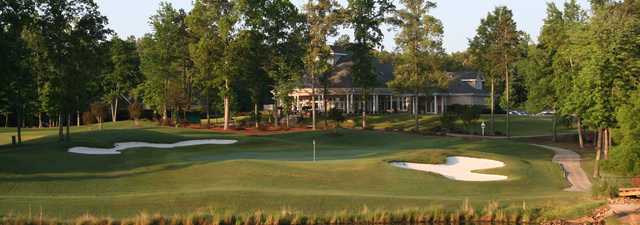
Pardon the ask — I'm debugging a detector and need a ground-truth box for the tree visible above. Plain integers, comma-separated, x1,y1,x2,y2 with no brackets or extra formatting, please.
216,3,239,131
128,101,143,126
1,0,36,144
238,0,305,129
334,34,350,48
389,0,447,131
525,1,587,143
605,90,640,176
187,0,229,128
103,36,142,123
345,0,395,129
568,0,640,177
35,0,110,141
443,51,474,72
140,2,192,125
469,6,523,137
90,102,106,129
304,0,341,130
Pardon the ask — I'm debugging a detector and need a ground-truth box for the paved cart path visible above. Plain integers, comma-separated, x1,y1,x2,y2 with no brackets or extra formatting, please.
531,144,592,192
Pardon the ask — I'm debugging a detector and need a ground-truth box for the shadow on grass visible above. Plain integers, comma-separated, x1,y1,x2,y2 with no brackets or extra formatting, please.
0,161,202,182
0,127,243,175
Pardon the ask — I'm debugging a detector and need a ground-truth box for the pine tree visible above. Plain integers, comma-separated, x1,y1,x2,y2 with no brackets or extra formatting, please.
388,0,447,131
469,6,523,137
304,0,341,130
345,0,395,129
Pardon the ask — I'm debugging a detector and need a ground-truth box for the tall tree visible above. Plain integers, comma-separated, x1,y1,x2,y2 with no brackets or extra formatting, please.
526,1,587,142
304,0,341,130
36,0,110,141
388,0,447,131
346,0,395,129
239,0,305,129
103,36,142,123
469,6,523,137
140,2,191,125
1,0,36,143
187,0,234,128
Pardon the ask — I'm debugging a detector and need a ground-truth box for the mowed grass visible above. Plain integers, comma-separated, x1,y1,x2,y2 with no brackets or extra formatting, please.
0,121,593,219
341,113,574,137
464,115,575,137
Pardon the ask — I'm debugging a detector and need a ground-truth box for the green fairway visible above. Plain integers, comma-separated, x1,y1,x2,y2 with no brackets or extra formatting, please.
0,121,593,219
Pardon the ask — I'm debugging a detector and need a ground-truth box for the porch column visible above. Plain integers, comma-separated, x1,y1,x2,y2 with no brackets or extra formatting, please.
343,95,347,112
413,95,420,115
374,95,379,113
440,96,445,114
345,94,351,114
385,95,389,112
433,95,438,114
424,97,428,115
391,96,394,111
345,95,348,113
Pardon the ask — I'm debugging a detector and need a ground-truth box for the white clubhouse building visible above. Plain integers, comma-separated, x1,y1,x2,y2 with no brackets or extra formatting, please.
289,47,490,115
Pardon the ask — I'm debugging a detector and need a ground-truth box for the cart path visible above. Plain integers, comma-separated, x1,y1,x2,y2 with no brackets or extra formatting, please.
531,144,592,192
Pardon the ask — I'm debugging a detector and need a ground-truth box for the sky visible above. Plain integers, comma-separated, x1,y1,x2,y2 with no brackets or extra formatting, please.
96,0,591,53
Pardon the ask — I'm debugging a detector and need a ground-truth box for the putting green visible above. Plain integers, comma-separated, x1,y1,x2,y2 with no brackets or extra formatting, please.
0,121,594,219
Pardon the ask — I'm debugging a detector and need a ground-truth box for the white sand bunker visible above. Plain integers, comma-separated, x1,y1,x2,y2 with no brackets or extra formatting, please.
390,156,508,182
69,139,238,155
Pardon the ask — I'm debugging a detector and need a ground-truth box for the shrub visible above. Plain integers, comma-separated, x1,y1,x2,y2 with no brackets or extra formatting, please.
90,102,107,129
82,111,95,125
603,91,640,176
460,106,482,130
592,179,619,199
328,108,345,128
439,112,457,132
128,102,143,126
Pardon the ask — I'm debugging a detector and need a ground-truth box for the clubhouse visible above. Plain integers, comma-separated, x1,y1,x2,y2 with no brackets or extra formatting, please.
289,47,490,115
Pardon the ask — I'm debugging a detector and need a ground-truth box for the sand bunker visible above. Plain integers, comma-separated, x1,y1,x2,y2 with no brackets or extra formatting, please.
390,156,507,182
68,139,238,155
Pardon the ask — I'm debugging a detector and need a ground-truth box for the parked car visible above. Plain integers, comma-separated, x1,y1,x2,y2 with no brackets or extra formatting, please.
509,110,528,116
536,110,555,116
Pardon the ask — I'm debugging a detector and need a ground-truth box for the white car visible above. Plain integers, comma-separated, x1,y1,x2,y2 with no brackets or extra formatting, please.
509,110,528,116
536,110,555,116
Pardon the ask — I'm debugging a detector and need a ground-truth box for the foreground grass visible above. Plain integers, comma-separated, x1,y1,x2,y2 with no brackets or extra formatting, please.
0,121,594,220
2,200,606,225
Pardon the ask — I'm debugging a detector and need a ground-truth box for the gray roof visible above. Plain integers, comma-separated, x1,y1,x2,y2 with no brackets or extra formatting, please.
303,54,394,88
451,71,483,80
302,52,487,96
446,79,488,95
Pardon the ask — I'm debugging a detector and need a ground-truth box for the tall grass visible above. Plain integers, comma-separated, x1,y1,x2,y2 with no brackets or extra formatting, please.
1,200,564,225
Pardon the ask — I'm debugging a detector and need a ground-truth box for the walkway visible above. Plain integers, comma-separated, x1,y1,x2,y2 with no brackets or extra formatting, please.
531,144,592,192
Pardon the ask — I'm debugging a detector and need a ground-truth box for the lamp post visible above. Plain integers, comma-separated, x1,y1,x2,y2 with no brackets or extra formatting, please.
481,121,486,136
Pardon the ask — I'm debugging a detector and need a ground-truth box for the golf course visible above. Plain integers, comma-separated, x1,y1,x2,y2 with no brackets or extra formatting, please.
0,120,598,221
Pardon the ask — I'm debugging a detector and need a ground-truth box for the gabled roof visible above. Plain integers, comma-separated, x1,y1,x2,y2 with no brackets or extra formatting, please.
446,79,488,95
300,51,487,96
302,54,394,89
